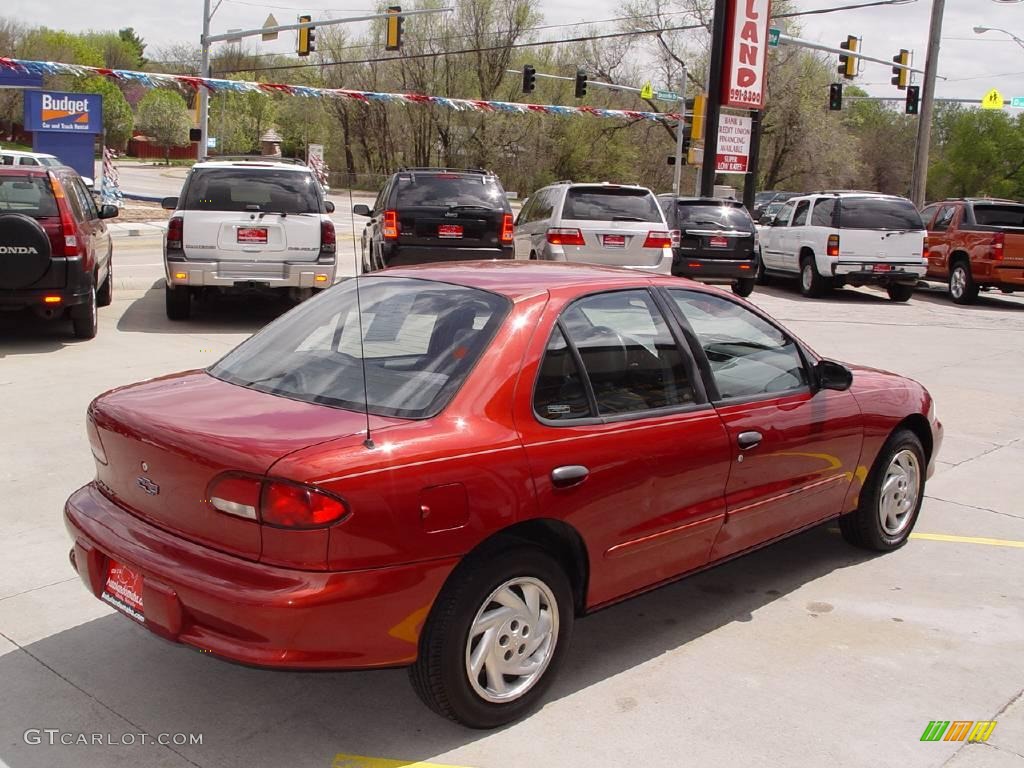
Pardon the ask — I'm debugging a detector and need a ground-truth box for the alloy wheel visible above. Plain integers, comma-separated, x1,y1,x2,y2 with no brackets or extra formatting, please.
950,267,966,299
801,263,813,292
878,449,921,536
465,576,559,704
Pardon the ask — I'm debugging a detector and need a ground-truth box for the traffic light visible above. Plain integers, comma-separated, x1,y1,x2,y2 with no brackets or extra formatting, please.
891,49,910,90
297,15,314,56
905,85,920,115
574,70,587,99
691,92,706,141
829,82,843,111
838,35,857,79
522,64,536,94
385,6,403,51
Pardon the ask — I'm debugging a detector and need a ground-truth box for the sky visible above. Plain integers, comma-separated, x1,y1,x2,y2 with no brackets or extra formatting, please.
6,0,1024,102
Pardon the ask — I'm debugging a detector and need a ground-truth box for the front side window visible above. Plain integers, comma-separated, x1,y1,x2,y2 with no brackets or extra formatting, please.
932,206,955,232
555,290,696,416
791,200,810,227
773,200,795,226
210,278,509,419
919,204,939,228
669,290,809,400
183,169,322,213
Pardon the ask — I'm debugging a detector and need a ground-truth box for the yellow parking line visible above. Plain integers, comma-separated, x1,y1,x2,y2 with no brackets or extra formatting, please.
911,533,1024,549
333,755,473,768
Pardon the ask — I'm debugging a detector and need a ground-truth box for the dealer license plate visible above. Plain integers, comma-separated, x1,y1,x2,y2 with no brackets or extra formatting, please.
101,559,144,623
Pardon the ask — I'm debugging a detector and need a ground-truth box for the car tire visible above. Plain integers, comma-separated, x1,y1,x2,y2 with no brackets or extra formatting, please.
754,253,770,285
409,543,574,729
71,283,98,340
949,261,978,305
97,264,113,307
799,254,829,298
839,429,926,552
732,278,756,297
165,283,191,320
886,284,914,302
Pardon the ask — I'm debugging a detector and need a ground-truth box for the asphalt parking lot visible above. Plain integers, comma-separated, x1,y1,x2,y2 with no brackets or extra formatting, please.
1,266,1022,768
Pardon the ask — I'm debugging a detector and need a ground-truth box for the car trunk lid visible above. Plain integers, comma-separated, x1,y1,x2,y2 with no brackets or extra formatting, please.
400,205,505,248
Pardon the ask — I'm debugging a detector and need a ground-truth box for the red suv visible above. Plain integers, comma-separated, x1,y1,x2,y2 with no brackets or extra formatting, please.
0,165,117,338
64,262,941,727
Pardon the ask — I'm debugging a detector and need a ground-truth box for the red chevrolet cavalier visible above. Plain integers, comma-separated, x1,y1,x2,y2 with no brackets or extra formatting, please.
65,261,941,727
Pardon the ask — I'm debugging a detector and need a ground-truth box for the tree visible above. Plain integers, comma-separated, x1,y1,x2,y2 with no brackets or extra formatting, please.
136,89,191,164
77,77,135,150
118,27,147,68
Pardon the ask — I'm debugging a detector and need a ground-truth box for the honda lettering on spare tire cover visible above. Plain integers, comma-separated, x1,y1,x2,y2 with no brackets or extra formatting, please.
0,212,52,290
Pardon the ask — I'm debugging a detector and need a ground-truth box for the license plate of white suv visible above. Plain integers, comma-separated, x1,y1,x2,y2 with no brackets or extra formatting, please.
602,234,626,247
237,227,268,244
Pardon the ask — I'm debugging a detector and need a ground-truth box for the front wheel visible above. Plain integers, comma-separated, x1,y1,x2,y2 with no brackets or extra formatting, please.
839,429,926,551
731,277,755,297
409,544,574,728
886,283,914,302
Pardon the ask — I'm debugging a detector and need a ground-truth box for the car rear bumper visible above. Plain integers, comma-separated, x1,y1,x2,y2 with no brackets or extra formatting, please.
671,256,756,281
380,243,514,267
0,256,93,309
542,245,673,275
832,261,926,284
64,483,457,669
165,255,337,290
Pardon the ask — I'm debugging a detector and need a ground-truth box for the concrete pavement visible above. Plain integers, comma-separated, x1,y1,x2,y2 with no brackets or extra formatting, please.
0,281,1021,768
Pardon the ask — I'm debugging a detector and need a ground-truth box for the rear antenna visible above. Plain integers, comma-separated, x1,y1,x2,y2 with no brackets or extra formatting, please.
348,183,374,449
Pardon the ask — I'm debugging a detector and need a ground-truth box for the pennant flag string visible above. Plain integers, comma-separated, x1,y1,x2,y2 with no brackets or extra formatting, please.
0,56,685,124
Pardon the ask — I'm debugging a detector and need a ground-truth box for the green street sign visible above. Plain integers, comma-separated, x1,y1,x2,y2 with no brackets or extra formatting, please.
768,27,781,47
655,90,680,102
1011,96,1024,109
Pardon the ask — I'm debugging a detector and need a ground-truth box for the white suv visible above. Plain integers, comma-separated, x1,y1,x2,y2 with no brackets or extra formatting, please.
758,191,927,301
161,158,337,320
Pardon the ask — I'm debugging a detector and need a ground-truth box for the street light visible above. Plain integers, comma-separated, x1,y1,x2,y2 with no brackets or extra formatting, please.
974,25,1024,49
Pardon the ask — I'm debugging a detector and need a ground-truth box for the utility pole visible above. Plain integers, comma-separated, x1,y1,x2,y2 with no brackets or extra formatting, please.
700,0,729,197
198,0,212,161
910,0,945,207
672,62,687,196
743,110,761,212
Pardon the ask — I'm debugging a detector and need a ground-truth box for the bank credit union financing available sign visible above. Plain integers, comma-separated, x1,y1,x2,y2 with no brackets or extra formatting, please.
24,91,102,133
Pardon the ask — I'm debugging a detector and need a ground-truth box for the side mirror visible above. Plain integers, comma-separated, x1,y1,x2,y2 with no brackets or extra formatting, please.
352,204,371,217
324,200,335,213
816,359,853,391
98,204,119,220
759,214,775,226
161,196,179,210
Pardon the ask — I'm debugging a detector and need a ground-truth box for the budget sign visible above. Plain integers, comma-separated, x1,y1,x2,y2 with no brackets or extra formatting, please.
721,0,772,110
24,91,102,133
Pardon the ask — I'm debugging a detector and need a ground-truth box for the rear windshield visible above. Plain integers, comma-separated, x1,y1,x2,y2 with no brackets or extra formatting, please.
674,204,754,232
839,197,923,230
395,173,507,209
0,175,58,217
183,168,322,213
209,277,509,419
562,187,662,223
973,204,1024,227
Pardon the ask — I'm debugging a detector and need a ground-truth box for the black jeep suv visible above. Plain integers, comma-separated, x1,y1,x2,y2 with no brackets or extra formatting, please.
354,168,514,271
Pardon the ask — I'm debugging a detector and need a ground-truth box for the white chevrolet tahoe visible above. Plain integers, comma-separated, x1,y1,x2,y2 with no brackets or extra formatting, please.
161,158,337,320
757,191,927,301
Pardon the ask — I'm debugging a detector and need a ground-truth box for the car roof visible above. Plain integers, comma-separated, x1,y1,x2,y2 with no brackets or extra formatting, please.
376,260,697,301
0,165,60,176
0,149,58,159
659,195,745,206
192,159,313,172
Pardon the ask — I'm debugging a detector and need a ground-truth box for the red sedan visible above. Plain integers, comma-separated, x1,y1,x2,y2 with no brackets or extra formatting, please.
65,261,941,727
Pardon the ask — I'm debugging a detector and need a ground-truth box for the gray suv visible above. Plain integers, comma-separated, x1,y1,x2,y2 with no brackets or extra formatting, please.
512,182,675,273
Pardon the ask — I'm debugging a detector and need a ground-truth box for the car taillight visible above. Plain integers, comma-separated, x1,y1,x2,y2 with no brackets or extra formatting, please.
383,209,399,240
670,229,681,247
642,230,674,248
167,216,183,250
992,231,1005,260
320,218,336,254
500,213,514,244
546,227,585,246
48,173,80,257
208,474,348,529
827,234,840,258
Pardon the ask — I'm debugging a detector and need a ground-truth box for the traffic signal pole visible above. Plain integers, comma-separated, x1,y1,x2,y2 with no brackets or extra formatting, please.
910,0,945,207
198,0,211,160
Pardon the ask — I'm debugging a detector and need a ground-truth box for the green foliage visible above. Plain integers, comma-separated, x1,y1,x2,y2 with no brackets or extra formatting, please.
136,89,191,164
118,27,147,68
75,76,135,150
928,109,1024,200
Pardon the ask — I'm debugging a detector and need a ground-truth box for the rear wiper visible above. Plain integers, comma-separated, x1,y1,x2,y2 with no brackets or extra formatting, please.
446,204,491,212
881,229,912,238
611,216,646,222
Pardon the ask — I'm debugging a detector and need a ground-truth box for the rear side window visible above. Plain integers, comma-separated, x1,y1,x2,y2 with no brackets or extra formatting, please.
674,204,754,232
394,173,507,209
839,198,924,230
209,277,509,419
972,204,1024,227
561,187,662,223
0,176,58,216
183,169,322,213
533,326,595,420
811,198,837,227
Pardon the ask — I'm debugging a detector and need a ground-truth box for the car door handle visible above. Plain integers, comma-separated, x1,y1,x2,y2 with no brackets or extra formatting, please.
737,431,763,450
551,465,589,488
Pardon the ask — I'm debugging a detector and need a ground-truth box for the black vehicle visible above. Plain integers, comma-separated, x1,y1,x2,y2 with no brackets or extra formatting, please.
354,168,514,271
657,196,758,297
0,164,117,339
